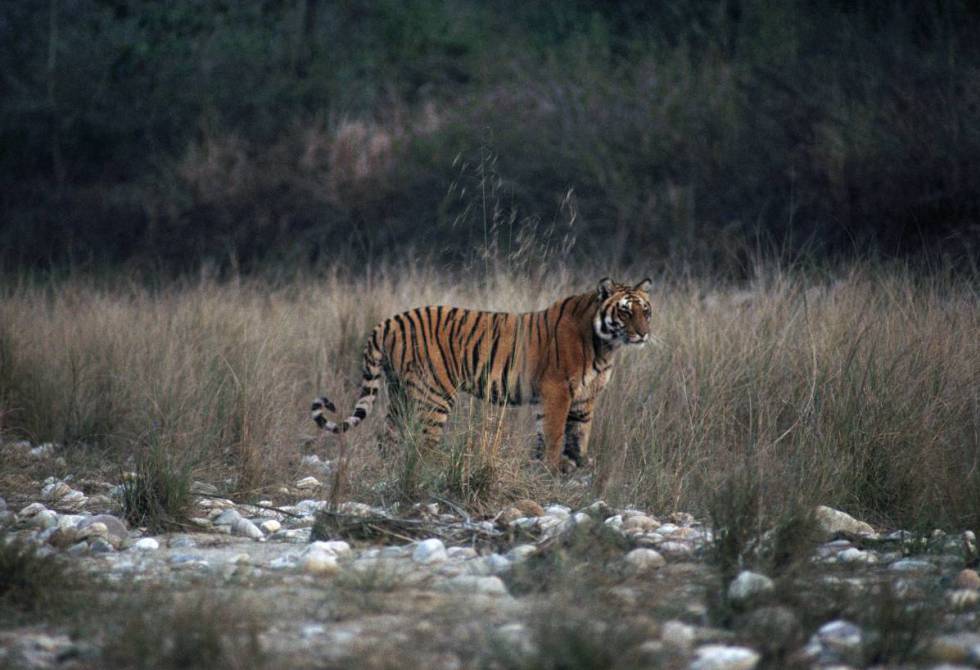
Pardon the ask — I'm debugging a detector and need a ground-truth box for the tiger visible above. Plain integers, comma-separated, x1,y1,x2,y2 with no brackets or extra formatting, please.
311,277,653,471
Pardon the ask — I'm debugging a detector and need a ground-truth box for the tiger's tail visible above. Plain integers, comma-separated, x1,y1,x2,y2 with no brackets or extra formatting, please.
311,323,385,433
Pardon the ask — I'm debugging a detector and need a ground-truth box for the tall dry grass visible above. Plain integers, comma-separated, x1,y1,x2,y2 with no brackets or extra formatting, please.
0,265,976,528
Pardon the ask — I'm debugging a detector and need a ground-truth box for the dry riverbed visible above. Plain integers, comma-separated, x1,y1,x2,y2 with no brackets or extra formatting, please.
1,441,979,670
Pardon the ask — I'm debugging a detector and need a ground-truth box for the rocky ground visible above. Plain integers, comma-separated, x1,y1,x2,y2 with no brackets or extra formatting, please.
1,441,979,669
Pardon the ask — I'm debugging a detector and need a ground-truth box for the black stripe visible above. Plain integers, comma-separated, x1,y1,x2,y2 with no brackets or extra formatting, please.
393,315,409,369
353,408,367,419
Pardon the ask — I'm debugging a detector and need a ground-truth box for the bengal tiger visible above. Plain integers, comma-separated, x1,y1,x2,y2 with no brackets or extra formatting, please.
311,277,653,471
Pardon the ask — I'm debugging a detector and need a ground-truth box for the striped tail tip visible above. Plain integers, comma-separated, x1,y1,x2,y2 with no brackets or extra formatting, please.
311,396,336,429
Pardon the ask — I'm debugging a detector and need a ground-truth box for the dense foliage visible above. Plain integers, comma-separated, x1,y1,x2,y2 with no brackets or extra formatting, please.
2,1,978,274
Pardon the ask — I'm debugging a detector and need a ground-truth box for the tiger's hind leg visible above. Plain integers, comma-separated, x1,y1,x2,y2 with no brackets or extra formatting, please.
382,366,456,452
403,375,456,450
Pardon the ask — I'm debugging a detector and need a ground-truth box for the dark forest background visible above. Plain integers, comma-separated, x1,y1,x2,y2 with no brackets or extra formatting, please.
2,0,979,276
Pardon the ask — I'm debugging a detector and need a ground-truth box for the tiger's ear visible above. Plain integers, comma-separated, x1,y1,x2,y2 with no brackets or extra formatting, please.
597,277,615,300
634,278,653,293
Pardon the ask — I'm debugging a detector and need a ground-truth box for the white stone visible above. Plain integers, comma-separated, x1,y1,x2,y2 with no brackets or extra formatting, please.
447,546,478,560
413,538,448,564
624,548,666,572
41,481,72,501
604,514,623,530
658,541,693,558
302,550,340,575
294,499,327,516
728,571,774,605
622,515,660,532
295,476,321,489
690,644,760,670
837,547,878,565
17,502,48,518
75,522,109,541
61,490,88,510
133,538,159,551
810,620,863,661
505,544,536,562
439,575,508,596
305,540,351,558
661,620,696,651
338,501,377,516
815,505,874,538
233,518,263,540
34,510,59,529
889,558,934,572
213,508,242,525
30,443,56,458
543,505,570,519
269,555,299,569
259,519,281,534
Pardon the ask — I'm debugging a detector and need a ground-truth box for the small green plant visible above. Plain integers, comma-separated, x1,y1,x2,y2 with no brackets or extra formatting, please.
121,440,194,532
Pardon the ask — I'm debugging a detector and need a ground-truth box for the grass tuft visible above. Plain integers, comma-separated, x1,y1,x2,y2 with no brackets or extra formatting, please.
120,441,194,532
101,590,266,670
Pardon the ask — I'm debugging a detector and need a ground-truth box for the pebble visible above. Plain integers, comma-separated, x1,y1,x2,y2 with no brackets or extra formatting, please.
467,553,511,576
624,548,666,573
505,544,536,562
836,547,878,565
727,571,774,606
133,538,159,551
90,538,114,554
294,500,328,516
213,508,242,526
34,510,59,529
804,620,863,665
78,515,128,545
233,518,263,540
438,575,508,596
446,546,478,560
190,481,220,495
18,502,48,518
660,620,696,651
300,550,340,575
622,515,660,533
889,558,935,573
413,538,448,564
543,505,570,519
259,519,281,534
295,476,321,489
658,541,693,559
954,569,980,590
269,528,311,543
75,522,109,542
690,644,760,670
306,540,352,558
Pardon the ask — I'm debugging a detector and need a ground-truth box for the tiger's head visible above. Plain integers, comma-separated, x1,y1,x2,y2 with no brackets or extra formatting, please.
594,277,653,346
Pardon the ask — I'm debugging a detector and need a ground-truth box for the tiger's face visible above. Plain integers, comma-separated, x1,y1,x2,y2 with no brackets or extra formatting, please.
594,277,653,346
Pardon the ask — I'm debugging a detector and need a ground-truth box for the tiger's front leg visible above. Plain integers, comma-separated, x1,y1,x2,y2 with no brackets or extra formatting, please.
562,399,594,468
536,382,572,472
